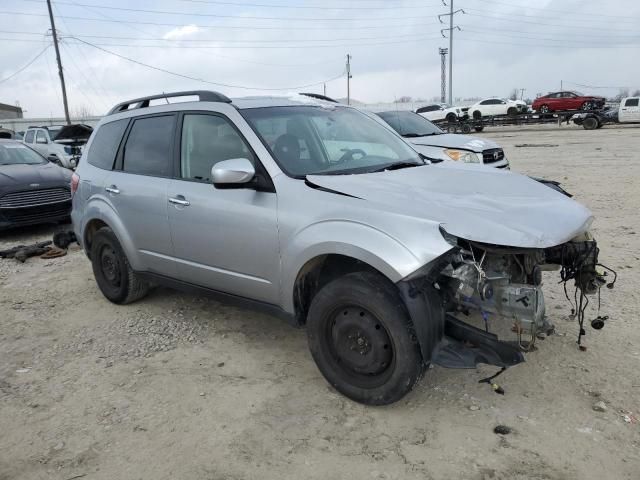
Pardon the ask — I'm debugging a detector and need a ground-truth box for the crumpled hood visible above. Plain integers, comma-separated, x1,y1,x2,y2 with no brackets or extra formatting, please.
0,162,71,189
307,164,593,249
408,133,500,152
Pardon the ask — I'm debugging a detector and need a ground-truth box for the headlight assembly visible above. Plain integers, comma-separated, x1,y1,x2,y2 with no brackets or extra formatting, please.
443,149,481,163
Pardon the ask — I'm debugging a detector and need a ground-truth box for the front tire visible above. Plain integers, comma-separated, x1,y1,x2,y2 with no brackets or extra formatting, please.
306,272,423,405
583,117,598,130
581,101,594,111
539,105,550,114
90,227,150,304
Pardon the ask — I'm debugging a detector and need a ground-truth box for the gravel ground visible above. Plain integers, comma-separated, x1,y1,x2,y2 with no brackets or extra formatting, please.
1,124,639,480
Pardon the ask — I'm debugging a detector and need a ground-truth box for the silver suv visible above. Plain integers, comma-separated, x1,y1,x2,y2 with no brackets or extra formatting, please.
72,91,609,405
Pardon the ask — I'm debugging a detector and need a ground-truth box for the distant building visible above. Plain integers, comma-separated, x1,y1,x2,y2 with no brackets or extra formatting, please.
0,102,23,119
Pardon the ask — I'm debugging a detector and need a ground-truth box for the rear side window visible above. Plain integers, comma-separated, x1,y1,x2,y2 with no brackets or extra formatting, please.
122,115,174,177
24,130,34,143
36,130,47,143
625,98,639,107
88,119,128,170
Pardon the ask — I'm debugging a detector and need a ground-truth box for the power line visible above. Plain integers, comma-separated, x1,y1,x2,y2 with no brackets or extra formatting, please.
36,1,441,22
178,0,442,9
471,0,639,21
464,11,640,32
460,27,640,46
0,43,51,84
563,81,631,90
69,36,346,91
62,34,443,49
0,11,436,31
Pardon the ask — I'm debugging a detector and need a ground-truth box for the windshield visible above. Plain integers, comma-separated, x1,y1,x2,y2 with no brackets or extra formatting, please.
47,127,62,139
241,106,423,177
377,111,443,137
0,143,46,165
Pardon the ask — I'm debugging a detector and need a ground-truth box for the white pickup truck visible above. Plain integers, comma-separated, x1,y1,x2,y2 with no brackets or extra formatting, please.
573,96,640,129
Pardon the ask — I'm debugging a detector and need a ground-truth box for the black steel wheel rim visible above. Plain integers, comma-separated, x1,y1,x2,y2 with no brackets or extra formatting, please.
99,245,121,287
326,306,394,385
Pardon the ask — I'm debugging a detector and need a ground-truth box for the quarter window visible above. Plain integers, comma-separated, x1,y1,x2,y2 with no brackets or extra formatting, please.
88,119,129,170
180,114,254,182
122,115,174,177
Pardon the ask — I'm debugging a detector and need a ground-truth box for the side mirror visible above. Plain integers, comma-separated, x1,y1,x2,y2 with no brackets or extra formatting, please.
47,154,58,163
211,158,255,187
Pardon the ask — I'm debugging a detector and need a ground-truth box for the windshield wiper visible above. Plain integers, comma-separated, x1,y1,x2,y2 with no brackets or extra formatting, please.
402,132,441,138
370,161,424,173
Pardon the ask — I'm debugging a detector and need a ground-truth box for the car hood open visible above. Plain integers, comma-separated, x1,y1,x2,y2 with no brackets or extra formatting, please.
307,164,593,249
52,124,93,145
408,133,500,152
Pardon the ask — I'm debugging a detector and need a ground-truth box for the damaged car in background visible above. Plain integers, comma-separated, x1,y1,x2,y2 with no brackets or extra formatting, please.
72,92,614,406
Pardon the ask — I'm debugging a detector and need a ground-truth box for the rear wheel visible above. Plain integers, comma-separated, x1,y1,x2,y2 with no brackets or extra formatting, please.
445,113,457,123
507,107,517,116
461,123,472,134
539,105,550,114
581,101,594,111
306,272,423,405
90,227,150,304
583,117,598,130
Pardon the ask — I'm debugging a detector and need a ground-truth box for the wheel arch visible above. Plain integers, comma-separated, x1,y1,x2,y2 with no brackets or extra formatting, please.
80,199,141,269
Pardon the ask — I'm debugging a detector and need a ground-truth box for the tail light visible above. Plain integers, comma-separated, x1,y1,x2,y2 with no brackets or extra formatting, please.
71,172,80,196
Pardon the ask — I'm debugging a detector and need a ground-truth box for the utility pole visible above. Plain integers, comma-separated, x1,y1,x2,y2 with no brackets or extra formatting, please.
46,0,70,125
439,1,464,106
439,48,448,103
346,54,352,105
519,88,526,100
323,83,326,97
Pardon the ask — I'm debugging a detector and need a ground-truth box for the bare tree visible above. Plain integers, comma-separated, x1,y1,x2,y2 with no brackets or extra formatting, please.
632,89,640,97
508,88,518,101
613,88,630,102
72,104,93,121
395,96,413,103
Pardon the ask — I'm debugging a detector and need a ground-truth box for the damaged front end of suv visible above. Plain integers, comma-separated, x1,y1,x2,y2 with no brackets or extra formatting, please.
401,227,613,372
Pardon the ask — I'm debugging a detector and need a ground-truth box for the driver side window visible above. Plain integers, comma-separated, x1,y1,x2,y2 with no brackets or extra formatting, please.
180,114,255,182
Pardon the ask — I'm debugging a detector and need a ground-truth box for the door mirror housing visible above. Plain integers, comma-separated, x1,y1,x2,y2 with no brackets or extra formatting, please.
47,154,58,163
211,158,255,187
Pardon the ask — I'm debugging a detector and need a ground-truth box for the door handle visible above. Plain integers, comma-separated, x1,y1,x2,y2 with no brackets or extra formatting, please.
105,185,120,194
168,196,190,207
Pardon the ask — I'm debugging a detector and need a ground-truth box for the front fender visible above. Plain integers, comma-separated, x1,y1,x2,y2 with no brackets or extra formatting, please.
78,196,142,270
281,220,425,313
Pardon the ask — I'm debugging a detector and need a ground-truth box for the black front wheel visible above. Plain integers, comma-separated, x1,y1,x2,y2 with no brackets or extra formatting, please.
306,272,423,405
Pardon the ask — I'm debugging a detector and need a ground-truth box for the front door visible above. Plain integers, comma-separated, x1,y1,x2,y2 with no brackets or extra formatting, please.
620,97,640,122
167,112,280,304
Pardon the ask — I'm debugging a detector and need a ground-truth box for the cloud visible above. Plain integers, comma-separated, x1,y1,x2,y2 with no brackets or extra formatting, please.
163,24,200,40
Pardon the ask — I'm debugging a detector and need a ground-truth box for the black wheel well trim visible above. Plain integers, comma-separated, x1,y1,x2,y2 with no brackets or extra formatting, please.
83,218,110,259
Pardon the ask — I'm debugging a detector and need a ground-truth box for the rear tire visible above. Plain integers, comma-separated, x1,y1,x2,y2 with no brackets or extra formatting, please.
90,227,150,304
583,117,598,130
306,271,423,405
461,123,472,134
445,113,457,123
581,101,594,111
507,107,517,116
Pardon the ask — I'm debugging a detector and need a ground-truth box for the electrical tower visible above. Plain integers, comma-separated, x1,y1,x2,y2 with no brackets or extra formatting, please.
439,48,448,103
439,1,464,106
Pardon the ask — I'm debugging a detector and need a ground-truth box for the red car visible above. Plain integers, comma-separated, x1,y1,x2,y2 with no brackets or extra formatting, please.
532,91,605,113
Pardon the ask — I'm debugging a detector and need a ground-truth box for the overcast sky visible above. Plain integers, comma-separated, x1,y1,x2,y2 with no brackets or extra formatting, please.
1,0,639,117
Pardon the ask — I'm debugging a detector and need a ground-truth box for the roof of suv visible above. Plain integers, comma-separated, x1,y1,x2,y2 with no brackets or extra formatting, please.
104,91,344,120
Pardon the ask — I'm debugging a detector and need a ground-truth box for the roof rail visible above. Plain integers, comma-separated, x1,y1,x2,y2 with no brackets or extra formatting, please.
299,92,339,103
107,90,232,115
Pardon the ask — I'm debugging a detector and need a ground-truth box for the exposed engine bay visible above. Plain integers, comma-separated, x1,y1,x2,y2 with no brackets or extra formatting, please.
433,229,616,364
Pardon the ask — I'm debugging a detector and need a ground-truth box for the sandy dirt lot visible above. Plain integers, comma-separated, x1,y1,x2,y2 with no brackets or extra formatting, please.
1,124,639,480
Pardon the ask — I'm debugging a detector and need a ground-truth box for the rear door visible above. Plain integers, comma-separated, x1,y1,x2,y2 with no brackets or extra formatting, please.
106,114,176,275
167,111,280,304
620,97,640,122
